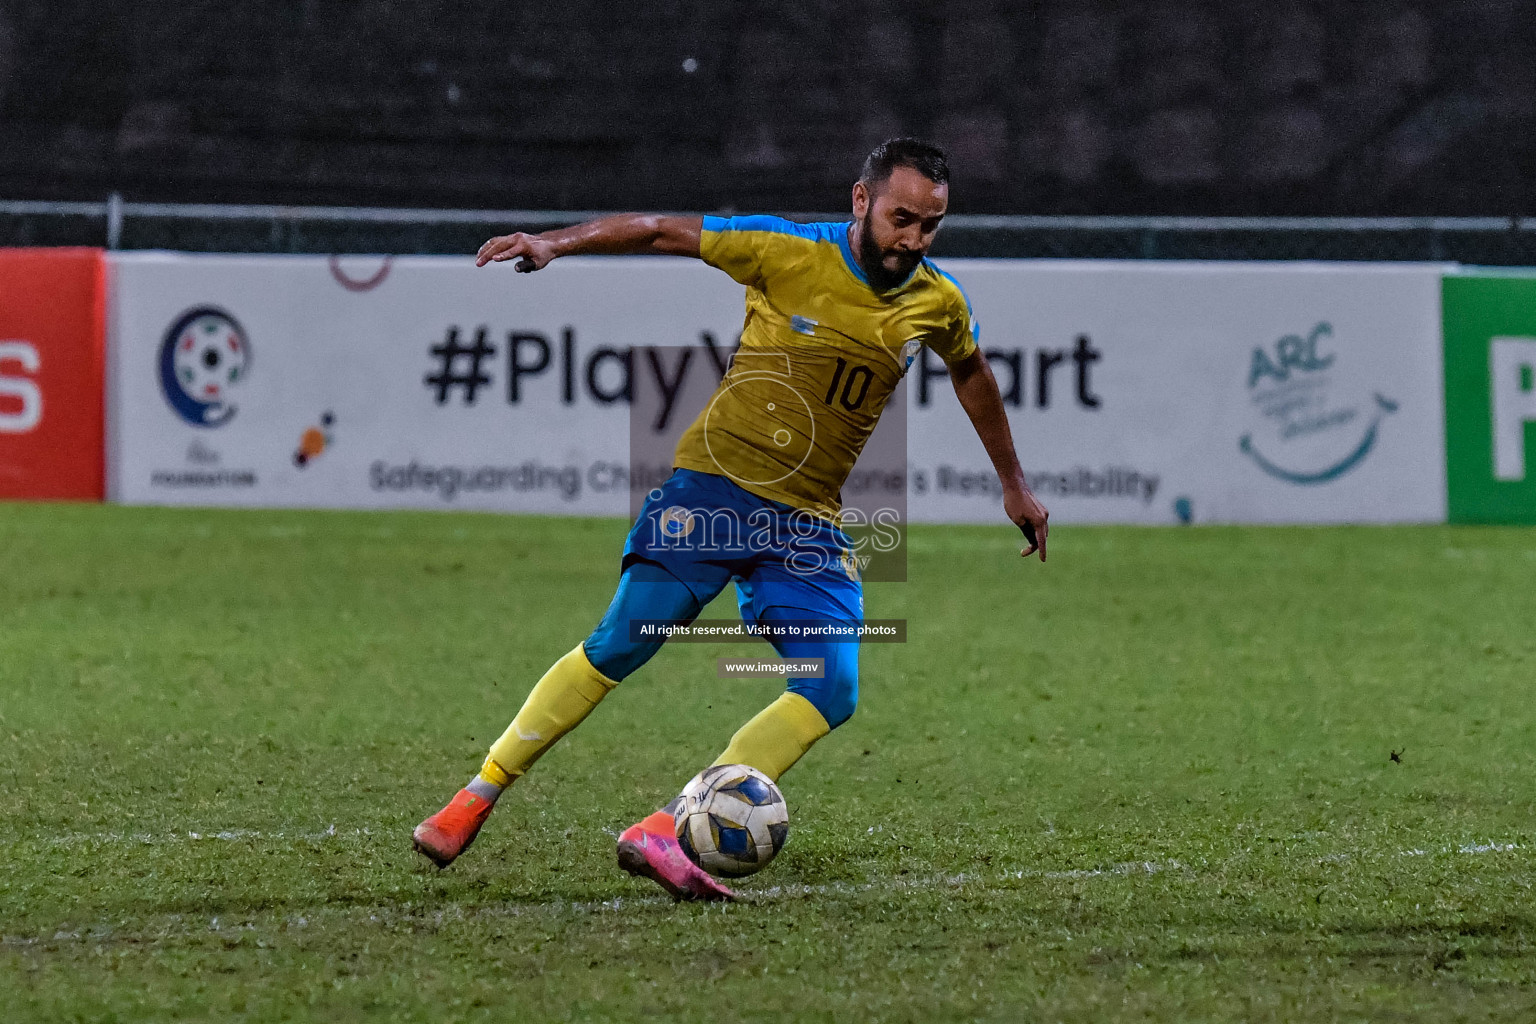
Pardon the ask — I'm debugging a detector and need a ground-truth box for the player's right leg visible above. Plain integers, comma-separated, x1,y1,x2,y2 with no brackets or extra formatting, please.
412,560,711,868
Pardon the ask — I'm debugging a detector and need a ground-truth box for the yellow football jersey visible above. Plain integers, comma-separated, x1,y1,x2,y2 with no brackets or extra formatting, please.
673,215,978,515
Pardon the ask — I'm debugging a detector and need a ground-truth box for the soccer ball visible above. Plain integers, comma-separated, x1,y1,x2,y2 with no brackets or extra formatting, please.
674,764,789,878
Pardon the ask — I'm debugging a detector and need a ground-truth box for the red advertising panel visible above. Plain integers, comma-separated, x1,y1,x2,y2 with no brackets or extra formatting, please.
0,248,107,500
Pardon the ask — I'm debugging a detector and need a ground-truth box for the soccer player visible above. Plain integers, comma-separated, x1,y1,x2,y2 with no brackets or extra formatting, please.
413,138,1049,900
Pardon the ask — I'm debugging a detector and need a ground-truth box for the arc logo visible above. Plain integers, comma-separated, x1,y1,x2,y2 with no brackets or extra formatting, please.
1238,322,1396,486
0,340,42,434
159,306,250,427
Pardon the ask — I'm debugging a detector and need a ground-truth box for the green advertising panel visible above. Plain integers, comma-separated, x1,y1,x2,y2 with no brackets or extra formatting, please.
1444,273,1536,523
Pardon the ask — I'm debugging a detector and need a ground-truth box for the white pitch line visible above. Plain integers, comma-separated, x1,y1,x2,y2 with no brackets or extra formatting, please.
8,827,1524,869
1457,841,1519,855
0,836,1525,950
9,825,1525,869
748,858,1184,903
11,824,369,848
0,863,1186,949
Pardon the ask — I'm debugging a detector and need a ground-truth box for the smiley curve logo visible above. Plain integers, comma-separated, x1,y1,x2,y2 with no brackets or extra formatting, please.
1240,394,1398,485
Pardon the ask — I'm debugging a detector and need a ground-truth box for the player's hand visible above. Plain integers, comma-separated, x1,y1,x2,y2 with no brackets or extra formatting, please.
1004,487,1048,562
476,232,557,272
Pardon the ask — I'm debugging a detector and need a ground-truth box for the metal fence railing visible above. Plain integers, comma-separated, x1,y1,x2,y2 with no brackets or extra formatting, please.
4,196,1536,263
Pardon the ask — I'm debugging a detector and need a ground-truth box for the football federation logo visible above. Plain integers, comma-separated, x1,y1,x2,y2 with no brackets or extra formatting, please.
159,306,250,427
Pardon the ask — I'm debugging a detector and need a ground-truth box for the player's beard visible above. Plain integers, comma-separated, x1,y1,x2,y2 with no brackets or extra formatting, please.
857,210,923,293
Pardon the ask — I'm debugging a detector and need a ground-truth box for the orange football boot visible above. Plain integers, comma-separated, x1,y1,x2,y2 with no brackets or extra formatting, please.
413,788,495,867
616,809,736,901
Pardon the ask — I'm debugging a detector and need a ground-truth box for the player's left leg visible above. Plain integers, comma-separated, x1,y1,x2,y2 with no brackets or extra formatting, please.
711,602,860,781
611,471,863,894
615,550,862,888
614,610,855,891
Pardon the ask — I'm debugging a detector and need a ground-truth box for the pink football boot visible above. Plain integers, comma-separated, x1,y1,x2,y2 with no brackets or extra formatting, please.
616,809,736,901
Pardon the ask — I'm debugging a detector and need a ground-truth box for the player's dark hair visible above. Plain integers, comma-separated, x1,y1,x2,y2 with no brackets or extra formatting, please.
860,137,950,191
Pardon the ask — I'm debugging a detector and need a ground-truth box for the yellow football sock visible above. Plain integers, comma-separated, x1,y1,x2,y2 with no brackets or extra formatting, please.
484,644,617,781
713,692,830,782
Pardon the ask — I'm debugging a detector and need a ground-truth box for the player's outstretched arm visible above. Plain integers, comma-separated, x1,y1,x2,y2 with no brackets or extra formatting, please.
475,214,703,271
948,349,1049,562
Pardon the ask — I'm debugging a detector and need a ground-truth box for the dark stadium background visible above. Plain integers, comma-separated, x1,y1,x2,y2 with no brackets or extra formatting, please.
2,0,1531,217
8,6,1536,1022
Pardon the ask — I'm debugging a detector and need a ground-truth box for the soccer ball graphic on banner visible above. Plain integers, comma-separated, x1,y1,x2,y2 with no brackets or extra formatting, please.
674,764,789,878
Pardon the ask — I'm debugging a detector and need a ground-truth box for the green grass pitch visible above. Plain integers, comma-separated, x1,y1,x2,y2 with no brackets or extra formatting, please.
2,503,1535,1022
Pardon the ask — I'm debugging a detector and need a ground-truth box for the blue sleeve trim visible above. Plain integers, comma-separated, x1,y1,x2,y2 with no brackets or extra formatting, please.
703,214,843,243
925,259,980,341
834,222,870,286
